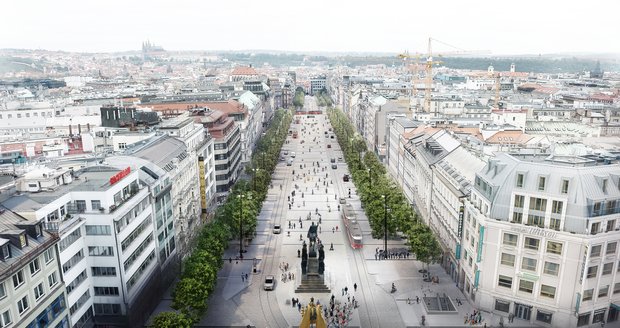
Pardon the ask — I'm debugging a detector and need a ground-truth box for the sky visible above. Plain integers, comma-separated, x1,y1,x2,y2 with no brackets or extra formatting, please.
2,0,619,55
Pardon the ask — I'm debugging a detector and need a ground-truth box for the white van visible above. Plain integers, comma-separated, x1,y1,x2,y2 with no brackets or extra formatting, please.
290,152,296,158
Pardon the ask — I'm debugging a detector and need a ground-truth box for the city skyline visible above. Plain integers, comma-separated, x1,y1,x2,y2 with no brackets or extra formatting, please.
2,0,620,56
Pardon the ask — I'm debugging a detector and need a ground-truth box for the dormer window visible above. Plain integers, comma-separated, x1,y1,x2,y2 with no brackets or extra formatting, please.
19,234,27,248
1,243,10,261
602,179,608,194
35,224,42,238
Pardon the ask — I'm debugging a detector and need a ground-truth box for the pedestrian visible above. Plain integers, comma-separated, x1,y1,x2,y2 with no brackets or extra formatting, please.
508,313,514,323
241,273,245,282
332,227,335,233
416,296,420,304
229,257,232,264
344,286,348,295
292,297,295,307
319,226,322,233
342,288,344,296
245,273,248,281
354,283,357,292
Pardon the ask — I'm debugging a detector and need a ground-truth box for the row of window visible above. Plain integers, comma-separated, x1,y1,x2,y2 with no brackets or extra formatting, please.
500,253,560,275
503,233,563,254
515,173,568,194
85,225,111,236
127,250,156,291
497,275,557,299
494,299,553,324
121,215,152,251
0,112,52,119
124,234,153,271
0,271,59,326
586,260,620,279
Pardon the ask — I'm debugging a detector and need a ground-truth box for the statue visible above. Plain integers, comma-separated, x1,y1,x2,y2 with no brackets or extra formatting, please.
318,244,325,274
301,242,308,275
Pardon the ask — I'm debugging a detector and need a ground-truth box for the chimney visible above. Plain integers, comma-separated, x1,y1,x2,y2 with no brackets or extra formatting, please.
78,124,82,135
69,124,73,137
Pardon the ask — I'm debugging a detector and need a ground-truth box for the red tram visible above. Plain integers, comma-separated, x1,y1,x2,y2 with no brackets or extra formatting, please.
341,203,363,249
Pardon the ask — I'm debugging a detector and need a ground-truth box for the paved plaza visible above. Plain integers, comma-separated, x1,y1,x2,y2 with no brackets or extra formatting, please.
148,99,532,327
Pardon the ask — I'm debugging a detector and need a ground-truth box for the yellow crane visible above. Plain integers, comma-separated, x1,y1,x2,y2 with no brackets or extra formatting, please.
398,51,424,112
422,38,490,115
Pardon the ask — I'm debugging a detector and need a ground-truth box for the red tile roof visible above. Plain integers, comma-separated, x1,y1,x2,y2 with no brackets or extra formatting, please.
231,66,258,76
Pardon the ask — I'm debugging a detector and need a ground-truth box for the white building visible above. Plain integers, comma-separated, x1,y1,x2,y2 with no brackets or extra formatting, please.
0,209,70,328
463,153,620,327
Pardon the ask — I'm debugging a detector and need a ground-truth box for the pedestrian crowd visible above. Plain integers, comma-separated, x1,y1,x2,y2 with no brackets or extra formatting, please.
464,309,484,325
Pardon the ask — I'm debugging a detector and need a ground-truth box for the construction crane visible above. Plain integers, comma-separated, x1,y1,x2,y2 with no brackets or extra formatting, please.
423,38,490,115
397,51,424,112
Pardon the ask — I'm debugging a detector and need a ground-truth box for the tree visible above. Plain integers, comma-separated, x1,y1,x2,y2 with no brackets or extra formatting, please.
152,311,193,328
407,225,442,276
171,277,210,319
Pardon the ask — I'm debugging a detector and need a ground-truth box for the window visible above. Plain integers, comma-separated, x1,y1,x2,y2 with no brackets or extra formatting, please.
607,219,616,232
603,262,614,275
583,289,593,301
577,313,590,326
0,283,5,300
88,246,114,256
58,228,81,252
12,270,24,289
66,270,88,294
519,279,534,293
549,217,561,231
501,253,515,267
593,309,606,324
94,286,120,296
591,245,602,257
48,271,58,288
512,212,523,223
91,267,117,277
521,257,537,271
498,275,512,288
551,200,563,214
17,295,29,314
561,179,569,194
1,244,9,260
495,299,510,313
614,283,620,294
543,262,559,276
0,309,11,327
29,258,40,275
536,310,553,324
587,265,598,279
93,303,121,315
607,242,617,255
503,233,517,247
538,176,546,191
91,200,101,210
34,283,45,301
603,179,608,193
546,241,562,255
527,214,544,228
514,194,524,208
524,237,540,251
44,248,54,264
540,285,556,299
85,225,111,235
599,285,609,298
529,197,547,211
516,174,524,188
69,290,90,315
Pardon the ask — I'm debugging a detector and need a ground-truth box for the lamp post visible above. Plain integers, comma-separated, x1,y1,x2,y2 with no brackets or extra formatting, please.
237,194,248,259
382,194,389,257
367,168,372,188
252,168,257,192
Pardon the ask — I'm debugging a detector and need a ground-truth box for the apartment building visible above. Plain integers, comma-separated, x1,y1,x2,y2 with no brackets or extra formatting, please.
463,153,620,327
190,108,241,201
3,165,169,327
0,209,69,328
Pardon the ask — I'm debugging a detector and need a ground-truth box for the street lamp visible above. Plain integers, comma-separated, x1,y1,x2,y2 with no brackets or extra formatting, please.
252,168,257,191
237,193,251,259
382,194,389,257
367,168,371,188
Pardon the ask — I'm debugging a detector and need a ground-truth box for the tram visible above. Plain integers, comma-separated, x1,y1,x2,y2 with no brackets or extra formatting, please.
341,203,363,249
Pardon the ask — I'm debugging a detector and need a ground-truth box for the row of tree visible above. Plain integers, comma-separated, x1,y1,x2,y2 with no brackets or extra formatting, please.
314,88,333,107
326,108,442,270
293,87,305,108
152,109,293,327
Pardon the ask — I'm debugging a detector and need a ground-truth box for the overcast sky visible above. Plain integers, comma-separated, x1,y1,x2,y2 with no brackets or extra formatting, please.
2,0,618,55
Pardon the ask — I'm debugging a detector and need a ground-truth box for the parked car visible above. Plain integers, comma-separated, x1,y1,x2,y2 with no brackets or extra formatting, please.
273,224,281,234
327,144,331,148
264,275,275,290
284,151,289,155
339,197,347,204
338,157,343,162
287,159,293,166
290,152,296,158
343,174,350,182
331,163,337,169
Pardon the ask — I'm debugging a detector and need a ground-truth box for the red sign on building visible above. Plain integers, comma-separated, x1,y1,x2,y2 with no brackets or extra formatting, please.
110,167,131,185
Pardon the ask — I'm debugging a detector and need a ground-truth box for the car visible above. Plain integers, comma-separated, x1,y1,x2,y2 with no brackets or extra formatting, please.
327,144,331,148
338,157,343,162
273,224,281,234
287,159,293,166
324,131,328,134
330,135,335,139
339,197,347,204
330,158,336,163
284,151,289,155
264,275,275,290
343,174,350,182
290,152,296,158
280,156,285,161
331,163,337,169
325,134,329,138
